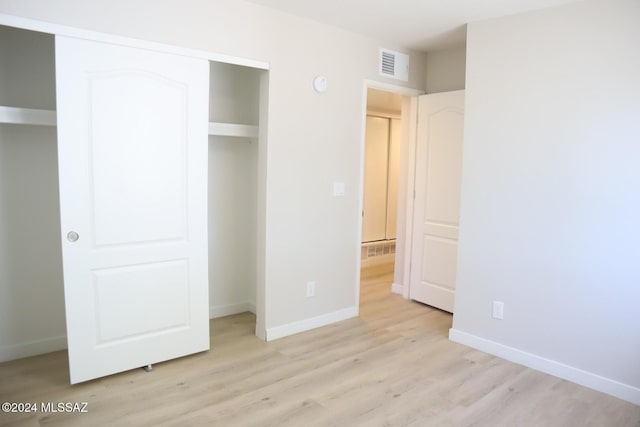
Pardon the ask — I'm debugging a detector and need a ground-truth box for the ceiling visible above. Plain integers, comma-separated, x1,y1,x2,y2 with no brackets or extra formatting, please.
246,0,581,51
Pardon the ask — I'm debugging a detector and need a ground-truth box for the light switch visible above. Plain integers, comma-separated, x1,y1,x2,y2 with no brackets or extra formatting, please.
333,182,345,197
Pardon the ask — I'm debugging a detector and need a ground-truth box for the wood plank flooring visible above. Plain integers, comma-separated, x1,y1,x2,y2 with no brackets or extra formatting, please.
1,262,638,426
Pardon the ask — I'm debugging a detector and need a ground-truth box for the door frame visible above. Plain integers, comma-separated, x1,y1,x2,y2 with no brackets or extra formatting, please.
355,80,424,309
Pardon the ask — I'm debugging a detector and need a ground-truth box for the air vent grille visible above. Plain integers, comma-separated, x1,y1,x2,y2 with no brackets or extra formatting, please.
379,48,409,82
381,51,396,76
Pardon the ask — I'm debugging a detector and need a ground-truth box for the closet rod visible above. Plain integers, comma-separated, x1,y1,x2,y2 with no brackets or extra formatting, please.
0,106,57,127
208,122,258,138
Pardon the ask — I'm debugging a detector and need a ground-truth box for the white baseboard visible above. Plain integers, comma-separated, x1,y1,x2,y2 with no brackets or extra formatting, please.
209,302,256,319
266,306,358,341
0,335,67,363
391,282,403,295
449,328,640,405
1,302,258,363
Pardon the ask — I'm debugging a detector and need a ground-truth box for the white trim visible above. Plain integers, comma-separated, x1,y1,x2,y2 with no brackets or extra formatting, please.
401,96,419,300
253,70,270,342
354,82,368,310
208,122,258,138
0,336,67,363
0,13,269,70
0,106,56,126
449,328,640,405
364,79,424,96
266,307,358,341
209,302,256,319
391,283,403,295
367,109,401,120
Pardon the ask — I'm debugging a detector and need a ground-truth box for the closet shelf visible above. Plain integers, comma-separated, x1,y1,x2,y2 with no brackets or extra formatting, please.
0,106,57,126
0,108,260,138
208,122,258,138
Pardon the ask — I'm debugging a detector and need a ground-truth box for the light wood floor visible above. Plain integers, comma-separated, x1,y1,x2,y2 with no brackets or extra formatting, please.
1,263,638,426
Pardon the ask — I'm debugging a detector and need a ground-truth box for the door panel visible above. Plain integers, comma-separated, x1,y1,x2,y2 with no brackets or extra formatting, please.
422,237,457,290
362,116,389,242
424,112,464,225
56,36,209,383
90,72,188,246
92,260,188,344
410,91,464,313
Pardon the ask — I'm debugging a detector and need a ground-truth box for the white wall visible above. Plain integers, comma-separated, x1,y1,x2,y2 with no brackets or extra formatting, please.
0,125,66,361
0,0,426,341
209,61,260,126
452,0,640,403
208,136,258,317
425,46,466,94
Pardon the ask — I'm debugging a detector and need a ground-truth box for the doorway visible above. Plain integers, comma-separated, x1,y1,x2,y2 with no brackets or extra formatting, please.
357,83,421,309
357,82,465,315
361,89,402,270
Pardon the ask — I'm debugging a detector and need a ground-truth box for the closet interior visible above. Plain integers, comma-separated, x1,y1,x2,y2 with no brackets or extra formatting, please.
0,23,264,363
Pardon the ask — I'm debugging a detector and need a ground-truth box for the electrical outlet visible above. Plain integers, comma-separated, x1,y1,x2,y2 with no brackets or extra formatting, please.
307,281,316,297
492,301,504,320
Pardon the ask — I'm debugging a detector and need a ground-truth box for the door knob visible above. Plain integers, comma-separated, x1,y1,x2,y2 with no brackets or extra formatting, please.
67,231,80,242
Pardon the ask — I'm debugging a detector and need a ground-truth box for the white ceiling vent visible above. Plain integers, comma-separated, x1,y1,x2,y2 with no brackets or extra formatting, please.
379,48,409,82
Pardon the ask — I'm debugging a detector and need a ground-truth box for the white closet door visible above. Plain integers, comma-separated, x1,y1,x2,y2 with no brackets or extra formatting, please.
385,118,401,240
55,36,210,383
409,91,464,313
362,116,390,242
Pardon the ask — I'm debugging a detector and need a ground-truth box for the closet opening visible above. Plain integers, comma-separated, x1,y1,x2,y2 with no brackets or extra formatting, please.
0,25,65,363
207,61,263,333
0,23,268,374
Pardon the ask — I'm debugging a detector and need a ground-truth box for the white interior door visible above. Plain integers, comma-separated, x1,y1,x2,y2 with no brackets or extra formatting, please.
55,36,210,383
362,116,390,242
409,91,464,313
